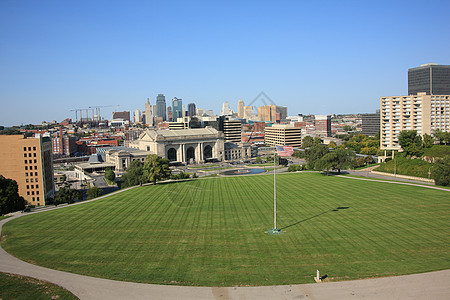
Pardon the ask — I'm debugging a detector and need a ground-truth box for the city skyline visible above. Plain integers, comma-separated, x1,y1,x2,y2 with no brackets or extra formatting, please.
1,1,450,126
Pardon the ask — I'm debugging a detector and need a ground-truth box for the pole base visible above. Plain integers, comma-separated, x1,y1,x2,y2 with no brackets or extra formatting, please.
268,228,283,235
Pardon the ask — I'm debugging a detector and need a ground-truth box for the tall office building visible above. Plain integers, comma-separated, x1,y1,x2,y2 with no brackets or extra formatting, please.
264,125,302,147
144,98,153,126
217,116,242,143
361,110,380,137
315,115,332,137
156,94,167,121
134,109,141,124
188,103,196,117
244,106,254,120
408,64,450,95
380,93,449,150
112,111,130,122
196,108,204,116
167,106,173,122
0,135,55,206
276,106,288,120
237,100,245,118
257,104,276,122
172,97,183,120
221,101,232,116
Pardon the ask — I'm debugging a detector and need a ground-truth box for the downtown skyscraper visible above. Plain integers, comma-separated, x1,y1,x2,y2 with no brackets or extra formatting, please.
172,97,183,120
156,94,167,121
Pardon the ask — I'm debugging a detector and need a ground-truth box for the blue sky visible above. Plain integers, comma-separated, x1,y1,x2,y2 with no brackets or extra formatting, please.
1,0,449,126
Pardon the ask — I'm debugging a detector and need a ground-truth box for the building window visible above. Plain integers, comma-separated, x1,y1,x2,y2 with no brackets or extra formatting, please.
31,185,34,189
26,185,29,189
24,160,27,164
27,191,30,195
29,160,32,163
34,166,37,170
36,197,39,201
23,147,27,151
35,172,38,176
36,191,39,195
33,153,36,157
25,172,28,177
32,191,34,195
23,153,27,157
36,184,39,189
25,166,28,170
34,159,37,163
30,178,33,183
26,179,29,183
28,147,31,151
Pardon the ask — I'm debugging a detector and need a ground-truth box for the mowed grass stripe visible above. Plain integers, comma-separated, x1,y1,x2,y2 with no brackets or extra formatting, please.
2,173,449,286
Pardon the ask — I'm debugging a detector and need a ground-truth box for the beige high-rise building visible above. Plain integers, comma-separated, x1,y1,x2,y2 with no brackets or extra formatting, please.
237,100,245,119
380,93,450,150
264,125,302,148
0,135,55,206
257,104,276,122
144,98,153,126
244,106,253,120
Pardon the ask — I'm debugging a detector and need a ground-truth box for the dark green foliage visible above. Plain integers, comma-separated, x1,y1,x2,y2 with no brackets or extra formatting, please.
121,160,145,188
302,136,314,148
423,145,450,158
87,186,103,199
292,150,305,158
355,156,374,168
287,164,303,172
54,185,83,205
398,130,423,157
434,129,450,145
170,172,190,180
315,148,356,175
255,157,263,163
143,154,171,184
0,175,25,214
432,156,450,186
105,168,115,183
422,134,434,148
305,144,329,169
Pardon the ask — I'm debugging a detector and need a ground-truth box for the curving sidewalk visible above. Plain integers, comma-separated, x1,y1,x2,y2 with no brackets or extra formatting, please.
1,178,449,299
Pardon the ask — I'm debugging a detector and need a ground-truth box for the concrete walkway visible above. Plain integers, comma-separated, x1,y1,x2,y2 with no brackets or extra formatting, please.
1,177,449,299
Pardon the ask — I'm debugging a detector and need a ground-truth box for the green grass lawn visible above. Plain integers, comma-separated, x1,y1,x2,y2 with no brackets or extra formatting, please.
2,173,449,286
0,272,78,299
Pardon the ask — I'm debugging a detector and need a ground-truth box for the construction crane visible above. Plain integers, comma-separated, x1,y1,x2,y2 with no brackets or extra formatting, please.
89,105,112,122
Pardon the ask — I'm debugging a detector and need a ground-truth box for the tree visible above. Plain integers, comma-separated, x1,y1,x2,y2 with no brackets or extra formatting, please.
292,150,305,158
121,159,145,188
398,130,423,157
87,186,103,199
305,144,329,169
143,154,171,184
343,125,352,132
315,148,356,174
432,156,450,186
0,175,26,214
54,184,82,205
423,134,434,148
302,136,314,148
61,174,67,182
105,168,115,183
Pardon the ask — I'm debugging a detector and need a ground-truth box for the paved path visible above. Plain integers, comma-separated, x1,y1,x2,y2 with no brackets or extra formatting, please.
1,177,449,299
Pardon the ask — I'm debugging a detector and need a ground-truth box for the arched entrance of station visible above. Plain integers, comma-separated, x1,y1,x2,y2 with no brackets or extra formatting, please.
186,147,195,163
167,148,177,161
204,145,213,159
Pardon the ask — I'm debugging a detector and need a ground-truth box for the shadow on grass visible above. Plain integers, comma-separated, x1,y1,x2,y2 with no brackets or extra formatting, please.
280,206,350,230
